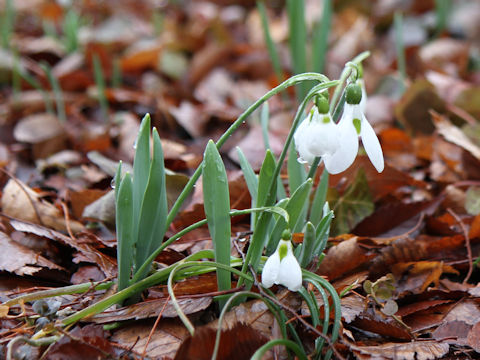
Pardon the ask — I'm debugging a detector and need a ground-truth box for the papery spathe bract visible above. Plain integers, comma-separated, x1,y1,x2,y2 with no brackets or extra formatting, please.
261,239,302,292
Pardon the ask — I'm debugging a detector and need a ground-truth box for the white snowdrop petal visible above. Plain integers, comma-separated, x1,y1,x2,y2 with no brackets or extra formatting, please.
261,251,280,288
323,110,358,174
305,118,340,157
278,252,303,291
360,115,384,173
294,118,316,165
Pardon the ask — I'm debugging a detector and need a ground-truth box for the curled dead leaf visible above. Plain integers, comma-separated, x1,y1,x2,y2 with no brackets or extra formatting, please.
1,179,83,233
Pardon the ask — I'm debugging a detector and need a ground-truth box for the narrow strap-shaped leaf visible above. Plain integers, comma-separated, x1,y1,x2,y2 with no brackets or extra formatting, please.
261,102,270,150
266,178,313,254
287,0,308,101
202,140,231,304
311,0,332,74
256,150,276,224
134,129,167,276
313,210,334,257
297,221,316,268
236,147,258,203
309,169,329,226
287,141,306,195
132,114,151,242
149,129,168,252
116,173,134,292
257,2,283,84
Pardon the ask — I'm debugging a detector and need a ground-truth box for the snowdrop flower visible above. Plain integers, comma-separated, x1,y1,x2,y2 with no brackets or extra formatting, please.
262,236,302,292
323,82,384,174
294,95,340,167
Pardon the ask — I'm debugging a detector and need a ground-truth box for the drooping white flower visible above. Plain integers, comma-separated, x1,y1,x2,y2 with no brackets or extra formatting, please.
294,104,340,166
262,239,302,292
324,82,384,174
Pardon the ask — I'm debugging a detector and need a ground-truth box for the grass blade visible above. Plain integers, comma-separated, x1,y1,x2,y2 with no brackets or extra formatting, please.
394,12,407,93
116,173,134,292
202,140,232,305
257,1,283,83
92,54,109,121
41,63,66,123
287,0,308,100
311,0,332,73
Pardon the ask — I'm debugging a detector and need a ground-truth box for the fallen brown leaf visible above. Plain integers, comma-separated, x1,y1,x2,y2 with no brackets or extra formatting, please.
350,340,449,360
0,231,64,276
2,179,83,233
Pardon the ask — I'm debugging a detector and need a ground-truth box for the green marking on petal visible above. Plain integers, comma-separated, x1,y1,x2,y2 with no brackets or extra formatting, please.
278,243,288,261
322,115,331,124
353,118,361,134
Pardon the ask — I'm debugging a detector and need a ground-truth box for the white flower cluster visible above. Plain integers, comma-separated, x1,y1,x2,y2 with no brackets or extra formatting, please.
294,81,384,174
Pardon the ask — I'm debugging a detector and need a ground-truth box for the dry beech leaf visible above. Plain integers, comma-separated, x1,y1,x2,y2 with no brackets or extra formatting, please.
44,325,114,360
174,322,268,360
2,179,83,233
90,297,212,323
0,231,64,276
467,322,480,352
111,319,189,359
9,219,116,277
432,111,480,160
13,113,67,159
350,340,449,360
317,237,376,281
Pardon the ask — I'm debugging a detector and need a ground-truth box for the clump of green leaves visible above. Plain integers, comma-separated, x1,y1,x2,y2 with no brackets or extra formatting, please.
115,114,168,291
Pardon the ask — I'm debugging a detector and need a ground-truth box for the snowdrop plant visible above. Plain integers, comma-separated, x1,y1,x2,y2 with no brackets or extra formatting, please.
262,230,302,291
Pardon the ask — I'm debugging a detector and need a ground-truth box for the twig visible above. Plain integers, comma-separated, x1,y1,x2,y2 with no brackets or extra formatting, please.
447,208,473,283
142,288,173,359
60,201,76,242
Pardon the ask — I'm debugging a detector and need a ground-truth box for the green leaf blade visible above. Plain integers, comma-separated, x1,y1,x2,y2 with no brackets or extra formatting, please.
116,173,134,292
135,129,168,277
202,140,232,300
